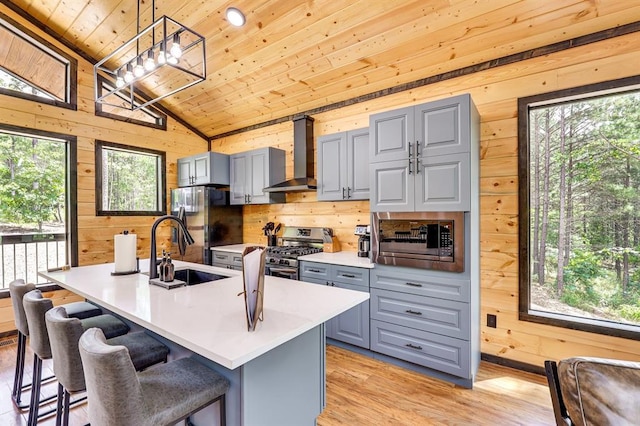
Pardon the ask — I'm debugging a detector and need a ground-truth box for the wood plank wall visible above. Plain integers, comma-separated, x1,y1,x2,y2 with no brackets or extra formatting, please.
2,1,640,366
0,5,207,334
214,32,640,366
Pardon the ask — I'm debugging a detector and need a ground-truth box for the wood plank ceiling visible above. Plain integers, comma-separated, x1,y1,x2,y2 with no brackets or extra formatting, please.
8,0,640,137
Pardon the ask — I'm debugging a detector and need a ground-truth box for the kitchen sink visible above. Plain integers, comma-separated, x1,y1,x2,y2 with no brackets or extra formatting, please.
174,268,229,286
144,268,229,288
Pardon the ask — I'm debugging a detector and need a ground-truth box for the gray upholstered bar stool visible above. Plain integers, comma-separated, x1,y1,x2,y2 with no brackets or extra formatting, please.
23,289,130,426
9,279,102,409
79,327,230,426
46,306,170,426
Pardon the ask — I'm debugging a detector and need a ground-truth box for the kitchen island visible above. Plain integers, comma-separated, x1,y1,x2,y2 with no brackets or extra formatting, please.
40,260,369,426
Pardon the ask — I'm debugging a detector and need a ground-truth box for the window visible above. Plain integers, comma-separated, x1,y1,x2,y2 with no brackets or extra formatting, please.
95,141,166,216
519,76,640,339
94,75,167,130
0,13,76,109
0,125,77,290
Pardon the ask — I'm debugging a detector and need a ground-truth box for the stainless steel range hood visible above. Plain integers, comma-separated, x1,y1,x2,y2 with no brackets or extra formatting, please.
263,115,316,192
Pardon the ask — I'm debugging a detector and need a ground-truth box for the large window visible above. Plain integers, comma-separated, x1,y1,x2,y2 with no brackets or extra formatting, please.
0,13,76,109
519,76,640,339
0,126,77,290
95,141,165,216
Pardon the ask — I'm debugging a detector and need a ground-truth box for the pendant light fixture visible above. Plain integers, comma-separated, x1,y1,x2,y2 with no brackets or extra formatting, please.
94,0,206,111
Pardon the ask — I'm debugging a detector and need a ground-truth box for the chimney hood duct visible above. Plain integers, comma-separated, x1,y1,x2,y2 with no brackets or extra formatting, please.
263,115,316,192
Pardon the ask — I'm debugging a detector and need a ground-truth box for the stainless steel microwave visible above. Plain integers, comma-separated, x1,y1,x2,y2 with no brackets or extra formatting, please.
372,211,464,272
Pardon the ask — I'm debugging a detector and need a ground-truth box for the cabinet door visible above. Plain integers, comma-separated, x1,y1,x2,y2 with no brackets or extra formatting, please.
416,94,470,157
177,157,193,187
247,149,269,204
317,133,347,201
370,159,413,212
369,107,414,164
331,282,370,349
192,153,211,185
229,153,248,205
415,152,470,211
347,128,370,200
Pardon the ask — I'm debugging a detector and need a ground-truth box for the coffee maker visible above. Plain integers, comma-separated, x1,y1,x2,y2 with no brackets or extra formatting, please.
355,224,370,258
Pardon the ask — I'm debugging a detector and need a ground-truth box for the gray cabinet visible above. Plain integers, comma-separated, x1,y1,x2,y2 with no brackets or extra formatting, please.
370,265,475,382
370,94,476,212
300,261,370,349
230,147,286,205
317,128,369,201
177,152,230,187
211,249,243,270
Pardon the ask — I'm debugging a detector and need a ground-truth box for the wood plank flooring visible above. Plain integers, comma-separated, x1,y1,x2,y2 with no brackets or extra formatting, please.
0,336,555,425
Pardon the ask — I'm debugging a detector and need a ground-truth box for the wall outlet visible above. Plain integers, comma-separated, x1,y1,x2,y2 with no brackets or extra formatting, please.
487,313,497,328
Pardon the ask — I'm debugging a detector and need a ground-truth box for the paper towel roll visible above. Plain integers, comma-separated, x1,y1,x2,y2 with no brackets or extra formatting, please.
114,233,137,273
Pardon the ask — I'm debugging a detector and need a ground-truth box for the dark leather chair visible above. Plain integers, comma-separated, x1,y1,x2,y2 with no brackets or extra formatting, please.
545,357,640,426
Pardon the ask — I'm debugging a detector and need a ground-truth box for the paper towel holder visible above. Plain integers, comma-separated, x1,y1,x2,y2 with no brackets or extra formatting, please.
111,230,141,276
111,257,140,276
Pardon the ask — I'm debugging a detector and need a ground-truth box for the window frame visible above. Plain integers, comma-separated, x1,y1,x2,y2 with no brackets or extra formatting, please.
95,141,166,217
94,74,167,130
0,12,77,110
518,75,640,341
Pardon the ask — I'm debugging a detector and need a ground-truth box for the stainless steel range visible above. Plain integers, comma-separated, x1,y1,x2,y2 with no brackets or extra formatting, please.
265,226,329,280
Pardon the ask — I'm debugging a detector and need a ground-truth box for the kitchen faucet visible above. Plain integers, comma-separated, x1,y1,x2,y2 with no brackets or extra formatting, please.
149,215,195,280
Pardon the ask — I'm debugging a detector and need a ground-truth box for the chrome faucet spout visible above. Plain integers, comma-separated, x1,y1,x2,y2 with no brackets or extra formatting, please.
149,215,194,280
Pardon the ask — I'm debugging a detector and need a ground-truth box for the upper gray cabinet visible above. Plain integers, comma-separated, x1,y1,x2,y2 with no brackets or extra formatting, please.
229,147,286,205
177,152,230,187
370,94,478,212
317,127,370,201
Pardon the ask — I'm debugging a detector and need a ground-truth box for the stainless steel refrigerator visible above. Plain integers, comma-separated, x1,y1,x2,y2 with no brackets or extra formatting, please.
170,186,243,264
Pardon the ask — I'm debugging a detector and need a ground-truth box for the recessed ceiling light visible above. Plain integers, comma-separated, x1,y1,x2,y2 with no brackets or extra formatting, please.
226,7,246,27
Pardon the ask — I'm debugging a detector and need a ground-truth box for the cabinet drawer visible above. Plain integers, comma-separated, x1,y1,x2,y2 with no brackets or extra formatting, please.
371,268,469,302
211,251,243,268
300,262,331,280
211,251,232,265
333,265,369,288
371,289,469,340
371,320,470,379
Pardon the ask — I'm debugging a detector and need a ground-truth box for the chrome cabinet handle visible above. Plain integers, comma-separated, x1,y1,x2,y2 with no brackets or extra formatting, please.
405,309,422,316
309,268,321,273
342,187,346,199
247,194,251,203
347,187,351,199
408,142,413,175
341,273,356,278
405,343,422,350
416,141,421,174
405,282,423,287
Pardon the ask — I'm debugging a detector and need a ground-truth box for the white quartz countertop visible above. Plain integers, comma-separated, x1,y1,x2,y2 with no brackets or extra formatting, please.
298,251,375,269
210,244,263,254
39,260,368,370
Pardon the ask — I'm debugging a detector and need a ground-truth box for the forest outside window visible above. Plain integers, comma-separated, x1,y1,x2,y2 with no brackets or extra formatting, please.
96,141,165,216
518,77,640,339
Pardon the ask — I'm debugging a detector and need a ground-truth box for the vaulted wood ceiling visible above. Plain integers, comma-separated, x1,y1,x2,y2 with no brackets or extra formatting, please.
10,0,640,137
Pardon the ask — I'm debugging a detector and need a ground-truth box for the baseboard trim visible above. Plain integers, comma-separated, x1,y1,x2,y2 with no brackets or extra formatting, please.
481,353,545,376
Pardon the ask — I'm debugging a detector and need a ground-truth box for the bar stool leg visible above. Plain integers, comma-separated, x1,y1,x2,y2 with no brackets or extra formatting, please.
27,356,43,426
11,332,27,406
55,383,64,426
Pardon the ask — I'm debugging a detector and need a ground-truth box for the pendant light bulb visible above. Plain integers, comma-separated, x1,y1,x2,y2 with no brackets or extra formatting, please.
124,64,134,83
167,55,179,65
115,70,125,88
158,50,167,65
144,51,156,71
170,34,182,59
133,57,145,78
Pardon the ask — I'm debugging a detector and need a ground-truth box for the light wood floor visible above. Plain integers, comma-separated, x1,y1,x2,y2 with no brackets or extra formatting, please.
0,336,555,425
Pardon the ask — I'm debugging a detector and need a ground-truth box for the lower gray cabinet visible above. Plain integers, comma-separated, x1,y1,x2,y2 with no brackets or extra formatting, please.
370,265,475,381
300,261,370,349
